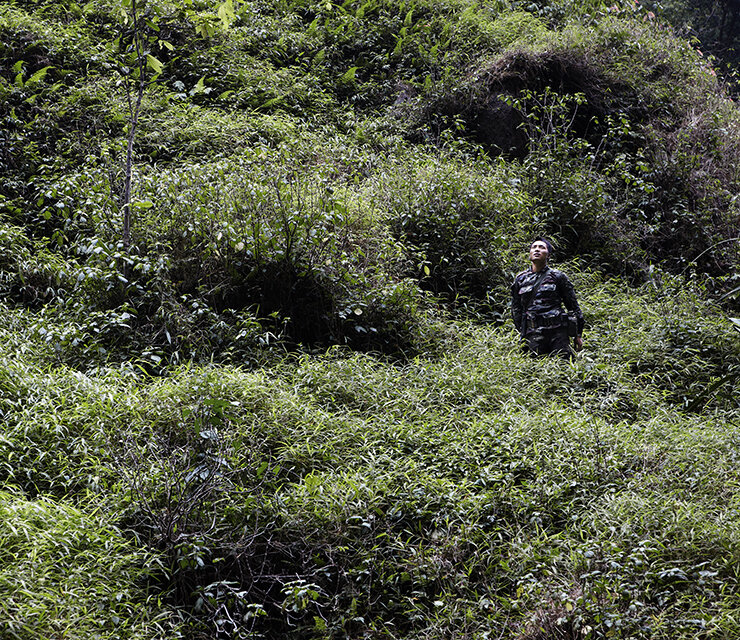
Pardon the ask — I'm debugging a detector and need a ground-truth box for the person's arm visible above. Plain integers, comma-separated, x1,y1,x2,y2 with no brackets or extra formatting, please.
511,277,524,335
557,273,584,349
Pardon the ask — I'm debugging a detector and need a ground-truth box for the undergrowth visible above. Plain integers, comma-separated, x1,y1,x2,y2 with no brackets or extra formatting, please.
0,272,737,637
0,0,739,637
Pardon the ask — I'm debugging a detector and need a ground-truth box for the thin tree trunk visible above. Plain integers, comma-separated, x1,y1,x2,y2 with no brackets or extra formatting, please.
122,0,146,253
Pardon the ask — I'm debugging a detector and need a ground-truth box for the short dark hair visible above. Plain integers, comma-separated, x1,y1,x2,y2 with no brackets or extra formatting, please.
531,237,554,257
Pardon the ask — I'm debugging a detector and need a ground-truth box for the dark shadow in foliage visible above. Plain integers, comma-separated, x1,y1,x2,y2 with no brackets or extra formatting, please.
0,24,87,213
424,49,643,158
210,259,336,349
392,205,512,322
209,259,423,358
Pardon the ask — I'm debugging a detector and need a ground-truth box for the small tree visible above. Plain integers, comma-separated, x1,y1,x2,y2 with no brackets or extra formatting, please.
112,0,237,253
113,0,168,253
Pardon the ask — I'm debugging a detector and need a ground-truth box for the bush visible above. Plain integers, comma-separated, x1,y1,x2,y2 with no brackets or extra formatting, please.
0,490,173,639
27,144,434,367
381,150,532,319
418,13,740,282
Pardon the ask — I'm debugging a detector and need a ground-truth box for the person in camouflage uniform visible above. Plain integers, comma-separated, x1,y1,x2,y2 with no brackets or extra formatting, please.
511,238,584,359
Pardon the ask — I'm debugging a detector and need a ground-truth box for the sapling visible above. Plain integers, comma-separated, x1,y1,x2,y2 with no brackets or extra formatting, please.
113,0,168,253
113,0,237,253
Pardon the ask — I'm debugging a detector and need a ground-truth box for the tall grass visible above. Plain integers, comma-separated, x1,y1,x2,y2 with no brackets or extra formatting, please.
0,262,738,637
0,491,173,639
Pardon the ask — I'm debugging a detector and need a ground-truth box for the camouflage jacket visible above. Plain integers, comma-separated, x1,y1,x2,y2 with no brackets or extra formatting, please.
511,266,584,336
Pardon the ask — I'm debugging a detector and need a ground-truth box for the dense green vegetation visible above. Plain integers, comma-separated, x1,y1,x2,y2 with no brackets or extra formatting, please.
641,0,740,73
1,0,739,637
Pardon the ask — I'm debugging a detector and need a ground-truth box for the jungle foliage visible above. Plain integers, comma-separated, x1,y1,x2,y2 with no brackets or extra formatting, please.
0,0,739,638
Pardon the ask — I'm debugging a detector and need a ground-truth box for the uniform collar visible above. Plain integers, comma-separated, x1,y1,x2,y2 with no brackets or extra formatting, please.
530,265,550,275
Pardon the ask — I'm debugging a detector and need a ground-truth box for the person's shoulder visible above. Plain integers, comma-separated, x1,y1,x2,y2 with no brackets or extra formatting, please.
548,267,569,279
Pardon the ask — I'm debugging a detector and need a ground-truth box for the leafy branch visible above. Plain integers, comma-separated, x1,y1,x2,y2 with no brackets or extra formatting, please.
113,0,169,253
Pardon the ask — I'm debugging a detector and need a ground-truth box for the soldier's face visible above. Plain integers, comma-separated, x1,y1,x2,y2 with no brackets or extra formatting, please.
529,241,549,262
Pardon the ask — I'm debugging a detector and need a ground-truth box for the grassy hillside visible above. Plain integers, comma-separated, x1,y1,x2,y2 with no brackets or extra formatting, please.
1,0,739,638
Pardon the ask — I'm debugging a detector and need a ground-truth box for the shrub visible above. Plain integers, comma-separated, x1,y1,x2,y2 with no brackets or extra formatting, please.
380,150,532,320
27,142,435,367
0,490,174,639
418,13,740,283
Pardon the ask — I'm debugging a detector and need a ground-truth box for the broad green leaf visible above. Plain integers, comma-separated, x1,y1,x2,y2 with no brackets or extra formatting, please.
191,76,206,94
218,0,235,29
340,66,358,82
195,21,215,38
146,54,164,75
313,48,326,65
260,96,282,109
392,36,403,57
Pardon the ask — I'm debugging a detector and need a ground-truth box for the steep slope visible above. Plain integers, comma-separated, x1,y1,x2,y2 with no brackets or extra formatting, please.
0,0,739,638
